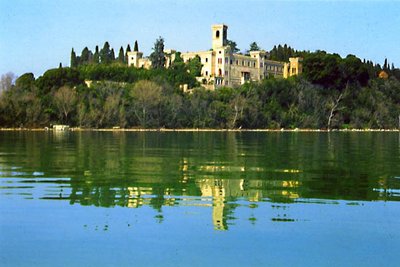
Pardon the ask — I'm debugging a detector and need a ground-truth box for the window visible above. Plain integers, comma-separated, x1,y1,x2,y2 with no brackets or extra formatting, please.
248,62,250,67
236,60,238,65
260,63,263,68
242,60,244,66
225,57,228,64
225,70,228,76
230,59,233,64
205,71,208,76
216,30,220,38
218,58,222,64
219,51,222,54
253,62,256,67
206,58,208,63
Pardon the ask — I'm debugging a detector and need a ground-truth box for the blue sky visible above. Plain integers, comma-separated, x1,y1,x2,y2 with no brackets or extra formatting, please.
1,0,399,78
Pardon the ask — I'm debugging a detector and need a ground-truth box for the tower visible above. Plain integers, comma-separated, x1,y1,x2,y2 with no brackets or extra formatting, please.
127,51,143,67
212,24,228,51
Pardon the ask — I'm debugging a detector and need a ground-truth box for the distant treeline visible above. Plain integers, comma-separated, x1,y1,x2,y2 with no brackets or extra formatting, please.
1,42,400,129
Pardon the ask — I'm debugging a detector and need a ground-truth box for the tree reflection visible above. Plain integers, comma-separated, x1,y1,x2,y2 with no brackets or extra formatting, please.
1,131,400,230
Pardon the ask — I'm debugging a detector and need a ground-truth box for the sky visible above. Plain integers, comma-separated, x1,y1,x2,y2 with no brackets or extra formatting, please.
1,0,399,78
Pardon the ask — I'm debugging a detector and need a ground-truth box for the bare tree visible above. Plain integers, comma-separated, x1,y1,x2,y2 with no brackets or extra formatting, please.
103,92,122,126
0,72,16,94
228,94,246,129
327,92,343,131
54,86,77,124
130,80,162,127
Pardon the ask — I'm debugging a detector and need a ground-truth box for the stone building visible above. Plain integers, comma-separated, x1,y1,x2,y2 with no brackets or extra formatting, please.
127,24,302,89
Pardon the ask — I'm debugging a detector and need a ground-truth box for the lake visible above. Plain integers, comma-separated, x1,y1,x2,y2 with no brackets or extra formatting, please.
0,131,399,266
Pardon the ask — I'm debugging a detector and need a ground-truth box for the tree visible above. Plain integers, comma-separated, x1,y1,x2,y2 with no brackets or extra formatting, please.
327,92,344,130
15,73,34,89
0,72,16,94
71,48,78,68
227,39,240,53
53,86,77,123
103,91,123,126
130,80,162,127
187,55,202,76
302,51,342,89
81,47,90,65
269,44,295,61
125,44,131,63
134,40,139,52
118,46,125,63
110,48,115,61
100,41,112,64
249,42,260,52
228,94,246,129
93,46,100,64
149,37,165,69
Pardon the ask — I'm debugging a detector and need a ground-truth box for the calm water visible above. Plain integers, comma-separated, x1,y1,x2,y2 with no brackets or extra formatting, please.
0,131,399,266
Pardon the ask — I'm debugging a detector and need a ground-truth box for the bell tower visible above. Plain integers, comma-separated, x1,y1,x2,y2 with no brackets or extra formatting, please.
212,24,228,51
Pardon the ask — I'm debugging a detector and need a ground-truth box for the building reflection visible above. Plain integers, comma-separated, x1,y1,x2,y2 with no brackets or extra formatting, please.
4,131,398,230
63,157,303,230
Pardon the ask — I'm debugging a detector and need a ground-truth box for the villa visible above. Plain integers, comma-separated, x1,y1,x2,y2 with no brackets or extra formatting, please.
127,24,302,89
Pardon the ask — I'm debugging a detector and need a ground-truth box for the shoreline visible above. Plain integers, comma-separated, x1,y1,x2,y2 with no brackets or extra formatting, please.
1,127,399,132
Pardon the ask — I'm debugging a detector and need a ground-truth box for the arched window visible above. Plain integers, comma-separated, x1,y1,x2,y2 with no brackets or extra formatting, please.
218,69,222,76
216,30,220,38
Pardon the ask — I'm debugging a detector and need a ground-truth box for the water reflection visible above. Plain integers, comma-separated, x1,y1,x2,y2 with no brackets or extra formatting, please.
1,131,400,230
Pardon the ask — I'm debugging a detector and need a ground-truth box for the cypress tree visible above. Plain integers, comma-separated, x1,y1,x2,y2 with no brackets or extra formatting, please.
110,48,115,61
81,47,90,64
71,48,77,68
125,44,131,63
93,45,100,64
100,41,111,64
249,42,260,52
134,40,139,52
149,36,165,69
118,46,125,63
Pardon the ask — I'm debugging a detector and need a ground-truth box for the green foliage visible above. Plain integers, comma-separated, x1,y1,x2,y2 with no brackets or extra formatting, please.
129,80,162,127
80,47,91,65
150,37,166,69
110,48,115,61
93,46,100,64
125,44,131,63
227,39,240,53
1,73,400,129
35,67,83,95
2,41,400,129
118,46,125,63
187,55,202,77
249,42,260,51
100,41,112,64
302,51,370,89
15,73,35,89
134,41,138,52
71,48,77,68
269,44,295,61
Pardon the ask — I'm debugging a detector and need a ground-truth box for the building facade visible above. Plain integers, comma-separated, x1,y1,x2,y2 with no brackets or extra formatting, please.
127,24,302,89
